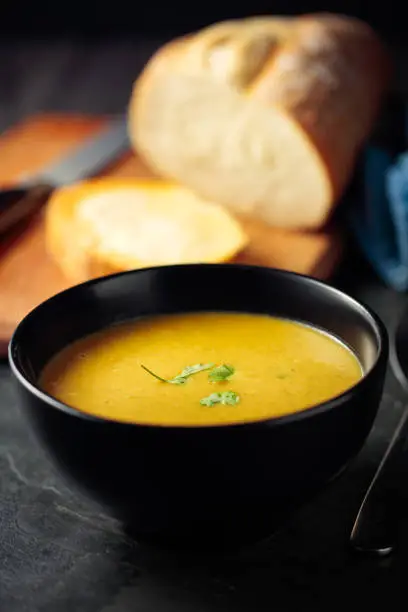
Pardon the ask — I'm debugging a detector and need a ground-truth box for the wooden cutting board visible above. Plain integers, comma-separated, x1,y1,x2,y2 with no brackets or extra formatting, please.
0,114,343,356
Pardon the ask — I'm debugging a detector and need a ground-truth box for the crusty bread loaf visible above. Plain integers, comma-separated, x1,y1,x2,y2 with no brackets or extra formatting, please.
129,13,390,229
45,178,248,282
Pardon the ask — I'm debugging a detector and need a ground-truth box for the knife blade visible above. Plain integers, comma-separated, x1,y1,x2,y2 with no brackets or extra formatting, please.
26,116,129,187
0,115,129,235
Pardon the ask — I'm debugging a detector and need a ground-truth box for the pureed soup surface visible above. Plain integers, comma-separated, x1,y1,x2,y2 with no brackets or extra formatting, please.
40,312,363,426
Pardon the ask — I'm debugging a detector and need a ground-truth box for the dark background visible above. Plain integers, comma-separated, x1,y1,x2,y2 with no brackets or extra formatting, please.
0,2,404,39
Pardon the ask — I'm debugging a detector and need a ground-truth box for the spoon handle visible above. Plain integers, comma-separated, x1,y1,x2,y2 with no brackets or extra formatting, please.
0,184,53,235
350,407,408,556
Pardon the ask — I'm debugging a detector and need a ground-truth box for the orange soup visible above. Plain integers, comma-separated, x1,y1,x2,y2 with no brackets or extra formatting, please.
40,312,363,426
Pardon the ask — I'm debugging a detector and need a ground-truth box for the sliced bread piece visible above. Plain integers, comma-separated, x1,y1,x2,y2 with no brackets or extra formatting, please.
45,177,248,282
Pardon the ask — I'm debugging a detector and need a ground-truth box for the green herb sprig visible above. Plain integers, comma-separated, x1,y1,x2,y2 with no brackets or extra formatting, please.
142,362,241,407
141,363,214,385
200,391,240,406
208,364,235,382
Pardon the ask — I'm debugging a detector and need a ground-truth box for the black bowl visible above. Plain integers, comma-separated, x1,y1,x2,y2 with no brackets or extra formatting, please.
9,264,388,551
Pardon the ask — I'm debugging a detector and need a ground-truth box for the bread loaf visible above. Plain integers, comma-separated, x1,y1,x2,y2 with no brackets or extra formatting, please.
129,14,390,229
45,178,248,282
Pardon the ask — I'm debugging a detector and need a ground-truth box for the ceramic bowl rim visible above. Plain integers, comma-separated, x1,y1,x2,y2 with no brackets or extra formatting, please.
8,263,389,430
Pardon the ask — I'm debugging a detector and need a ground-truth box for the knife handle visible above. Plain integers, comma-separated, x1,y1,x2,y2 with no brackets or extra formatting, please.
0,183,54,235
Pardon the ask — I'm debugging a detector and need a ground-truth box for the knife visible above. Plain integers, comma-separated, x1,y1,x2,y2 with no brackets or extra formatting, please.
0,116,129,235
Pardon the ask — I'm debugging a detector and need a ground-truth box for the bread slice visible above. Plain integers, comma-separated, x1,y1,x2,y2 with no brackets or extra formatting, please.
45,178,248,282
129,14,390,230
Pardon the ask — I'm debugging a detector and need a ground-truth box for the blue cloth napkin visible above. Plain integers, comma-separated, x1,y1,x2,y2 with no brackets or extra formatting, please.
352,143,408,292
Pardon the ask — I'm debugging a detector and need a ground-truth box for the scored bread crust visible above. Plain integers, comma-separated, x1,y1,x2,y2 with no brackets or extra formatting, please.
129,13,390,230
45,178,248,282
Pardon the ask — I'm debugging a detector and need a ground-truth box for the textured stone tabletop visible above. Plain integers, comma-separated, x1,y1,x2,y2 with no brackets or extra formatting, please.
0,38,408,612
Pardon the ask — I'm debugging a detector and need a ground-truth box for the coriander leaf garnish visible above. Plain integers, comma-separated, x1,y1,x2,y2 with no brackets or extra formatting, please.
208,364,235,382
140,365,172,383
200,391,240,407
177,364,214,380
141,363,214,385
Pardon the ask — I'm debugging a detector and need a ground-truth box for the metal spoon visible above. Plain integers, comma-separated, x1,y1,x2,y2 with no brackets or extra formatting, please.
350,306,408,556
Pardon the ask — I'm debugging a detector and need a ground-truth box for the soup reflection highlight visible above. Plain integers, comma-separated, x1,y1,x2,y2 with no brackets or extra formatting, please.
39,312,363,425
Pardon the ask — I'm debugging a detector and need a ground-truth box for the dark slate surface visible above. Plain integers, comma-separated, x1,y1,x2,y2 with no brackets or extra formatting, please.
0,38,408,611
